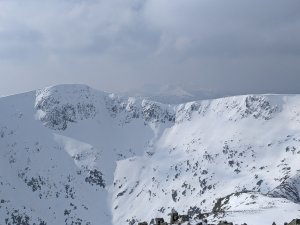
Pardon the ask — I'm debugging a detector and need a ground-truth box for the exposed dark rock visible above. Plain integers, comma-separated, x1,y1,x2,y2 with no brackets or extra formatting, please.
85,169,105,188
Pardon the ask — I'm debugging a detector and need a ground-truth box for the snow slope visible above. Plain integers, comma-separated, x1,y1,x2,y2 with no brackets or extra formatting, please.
1,84,300,225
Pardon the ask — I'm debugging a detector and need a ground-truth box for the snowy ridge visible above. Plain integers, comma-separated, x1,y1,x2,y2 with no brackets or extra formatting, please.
175,94,278,123
0,84,300,225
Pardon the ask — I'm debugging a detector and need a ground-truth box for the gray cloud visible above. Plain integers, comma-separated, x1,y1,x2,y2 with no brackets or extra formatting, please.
0,0,300,96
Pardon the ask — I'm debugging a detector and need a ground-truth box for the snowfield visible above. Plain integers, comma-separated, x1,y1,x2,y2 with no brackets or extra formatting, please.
1,84,300,225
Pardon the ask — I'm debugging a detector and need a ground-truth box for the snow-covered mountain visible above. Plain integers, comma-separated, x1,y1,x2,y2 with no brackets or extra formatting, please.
1,84,300,225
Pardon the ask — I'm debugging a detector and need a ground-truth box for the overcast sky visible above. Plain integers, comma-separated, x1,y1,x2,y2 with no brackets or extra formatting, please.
0,0,300,96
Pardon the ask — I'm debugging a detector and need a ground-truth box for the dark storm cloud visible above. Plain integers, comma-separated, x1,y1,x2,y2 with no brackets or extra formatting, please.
0,0,299,96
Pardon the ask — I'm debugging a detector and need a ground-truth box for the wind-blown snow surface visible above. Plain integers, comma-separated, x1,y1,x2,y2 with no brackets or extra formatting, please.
1,84,300,225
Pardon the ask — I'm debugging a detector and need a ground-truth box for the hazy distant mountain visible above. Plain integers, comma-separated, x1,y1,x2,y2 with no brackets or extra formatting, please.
120,84,226,104
1,84,300,225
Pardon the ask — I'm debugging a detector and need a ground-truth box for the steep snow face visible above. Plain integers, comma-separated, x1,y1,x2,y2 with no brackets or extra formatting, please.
112,94,300,225
1,85,300,225
269,172,300,203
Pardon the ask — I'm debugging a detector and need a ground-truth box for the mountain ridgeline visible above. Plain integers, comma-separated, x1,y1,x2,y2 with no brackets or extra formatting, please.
0,84,300,225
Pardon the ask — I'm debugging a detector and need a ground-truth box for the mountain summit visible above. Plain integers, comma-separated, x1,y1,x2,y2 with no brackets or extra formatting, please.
1,84,300,225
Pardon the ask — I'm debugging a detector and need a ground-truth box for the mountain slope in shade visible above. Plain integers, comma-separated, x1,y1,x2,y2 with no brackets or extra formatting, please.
0,84,300,225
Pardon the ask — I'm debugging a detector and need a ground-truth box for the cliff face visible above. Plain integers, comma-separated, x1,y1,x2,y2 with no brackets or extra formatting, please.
1,84,300,225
